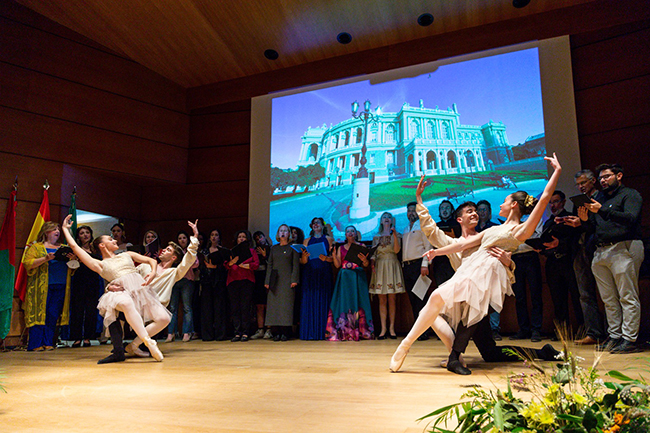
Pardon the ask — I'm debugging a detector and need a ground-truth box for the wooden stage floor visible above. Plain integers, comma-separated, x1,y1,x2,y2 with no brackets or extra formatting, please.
0,338,646,432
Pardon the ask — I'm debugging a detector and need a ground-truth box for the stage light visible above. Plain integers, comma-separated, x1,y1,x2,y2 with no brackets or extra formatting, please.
417,13,434,27
264,49,279,60
337,32,352,44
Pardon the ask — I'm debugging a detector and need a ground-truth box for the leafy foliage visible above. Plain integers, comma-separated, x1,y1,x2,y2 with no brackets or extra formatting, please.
421,337,650,433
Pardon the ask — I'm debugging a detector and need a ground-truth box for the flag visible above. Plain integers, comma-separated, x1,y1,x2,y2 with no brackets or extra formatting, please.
69,188,77,239
0,187,17,339
15,186,50,302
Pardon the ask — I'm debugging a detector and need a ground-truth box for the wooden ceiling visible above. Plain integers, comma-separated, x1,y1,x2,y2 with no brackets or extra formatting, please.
16,0,597,88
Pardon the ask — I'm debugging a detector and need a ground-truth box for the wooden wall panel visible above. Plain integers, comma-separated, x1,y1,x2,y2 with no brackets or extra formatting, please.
141,181,248,222
0,107,188,183
190,111,251,148
187,145,250,184
0,14,186,112
571,26,650,90
0,62,189,147
574,75,650,137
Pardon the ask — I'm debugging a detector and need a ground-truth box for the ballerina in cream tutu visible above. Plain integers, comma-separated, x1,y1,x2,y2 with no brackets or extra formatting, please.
390,153,562,372
61,215,168,362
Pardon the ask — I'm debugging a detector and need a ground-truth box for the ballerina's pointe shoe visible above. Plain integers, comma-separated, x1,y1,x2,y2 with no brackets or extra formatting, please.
125,342,149,358
389,344,410,373
143,337,164,362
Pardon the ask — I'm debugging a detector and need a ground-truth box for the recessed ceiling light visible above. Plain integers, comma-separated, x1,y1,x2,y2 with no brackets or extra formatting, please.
337,32,352,44
417,13,434,27
512,0,531,8
264,49,279,60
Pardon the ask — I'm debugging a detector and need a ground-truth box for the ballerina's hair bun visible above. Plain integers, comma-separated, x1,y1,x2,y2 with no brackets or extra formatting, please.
511,191,538,215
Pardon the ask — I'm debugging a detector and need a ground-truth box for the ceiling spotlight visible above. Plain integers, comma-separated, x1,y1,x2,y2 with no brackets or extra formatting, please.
337,32,352,44
417,13,434,27
512,0,531,8
264,49,279,60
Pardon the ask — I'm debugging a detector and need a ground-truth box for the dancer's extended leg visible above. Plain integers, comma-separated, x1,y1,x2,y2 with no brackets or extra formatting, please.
131,304,171,349
390,292,445,372
115,299,164,361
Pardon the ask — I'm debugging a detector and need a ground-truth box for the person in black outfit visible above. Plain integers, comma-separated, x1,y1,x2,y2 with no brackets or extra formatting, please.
201,229,230,341
69,225,103,348
539,191,583,336
432,200,461,287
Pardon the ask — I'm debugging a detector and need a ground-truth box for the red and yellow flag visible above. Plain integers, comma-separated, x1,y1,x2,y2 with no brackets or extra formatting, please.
15,187,50,302
0,187,17,338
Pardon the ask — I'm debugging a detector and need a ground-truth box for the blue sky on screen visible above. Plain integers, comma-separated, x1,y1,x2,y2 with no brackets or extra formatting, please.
271,48,543,169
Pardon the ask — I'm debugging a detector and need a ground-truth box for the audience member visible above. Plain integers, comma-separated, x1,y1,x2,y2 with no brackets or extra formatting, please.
580,163,644,353
369,212,404,340
432,200,461,287
401,201,431,341
24,221,73,351
298,218,334,341
110,223,132,254
540,190,583,335
265,224,300,341
69,225,103,348
325,226,374,341
201,229,230,341
251,231,272,340
225,230,259,342
564,170,606,344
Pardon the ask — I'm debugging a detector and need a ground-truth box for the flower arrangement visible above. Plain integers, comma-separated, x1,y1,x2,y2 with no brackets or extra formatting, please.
420,338,650,433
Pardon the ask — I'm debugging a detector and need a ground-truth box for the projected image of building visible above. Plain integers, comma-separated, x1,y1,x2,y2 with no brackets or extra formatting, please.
294,101,514,191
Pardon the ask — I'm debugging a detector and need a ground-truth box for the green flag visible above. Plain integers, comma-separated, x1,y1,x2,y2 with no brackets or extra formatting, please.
0,188,17,339
69,189,77,238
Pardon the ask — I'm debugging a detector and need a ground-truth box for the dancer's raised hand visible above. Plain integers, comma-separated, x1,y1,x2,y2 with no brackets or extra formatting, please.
544,152,561,171
416,175,428,204
62,214,74,231
188,219,199,238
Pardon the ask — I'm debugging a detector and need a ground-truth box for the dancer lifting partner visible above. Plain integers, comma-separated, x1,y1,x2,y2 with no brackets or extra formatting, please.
61,215,169,362
390,153,562,372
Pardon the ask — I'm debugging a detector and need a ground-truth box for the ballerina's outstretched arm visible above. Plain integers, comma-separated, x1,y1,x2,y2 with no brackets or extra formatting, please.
422,231,484,261
514,153,562,242
61,214,103,274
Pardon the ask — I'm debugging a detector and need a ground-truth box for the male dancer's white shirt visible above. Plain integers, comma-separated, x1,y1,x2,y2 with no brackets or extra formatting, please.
417,203,515,281
402,217,430,268
135,236,200,307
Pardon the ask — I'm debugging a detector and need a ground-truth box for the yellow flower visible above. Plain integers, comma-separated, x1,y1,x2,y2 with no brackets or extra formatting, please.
570,392,587,405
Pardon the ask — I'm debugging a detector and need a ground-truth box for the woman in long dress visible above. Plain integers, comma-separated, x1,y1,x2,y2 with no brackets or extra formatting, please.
325,225,374,341
61,215,168,361
369,212,404,340
298,217,334,340
264,224,300,341
390,154,562,372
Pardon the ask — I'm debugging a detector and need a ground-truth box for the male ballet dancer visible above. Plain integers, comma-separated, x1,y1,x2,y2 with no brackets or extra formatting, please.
98,220,200,364
415,176,559,375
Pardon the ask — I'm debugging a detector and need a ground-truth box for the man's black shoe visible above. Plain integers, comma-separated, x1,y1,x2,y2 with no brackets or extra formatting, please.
492,331,502,341
447,360,472,375
509,331,530,340
417,334,429,341
597,337,620,352
610,339,643,354
97,352,126,364
531,331,542,343
538,344,560,361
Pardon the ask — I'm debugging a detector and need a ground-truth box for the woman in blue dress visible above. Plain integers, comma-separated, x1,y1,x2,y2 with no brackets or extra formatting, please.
298,217,334,340
325,225,374,341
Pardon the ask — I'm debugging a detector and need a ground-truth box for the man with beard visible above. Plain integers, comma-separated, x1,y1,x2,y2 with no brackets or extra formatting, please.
402,201,432,340
579,164,644,354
